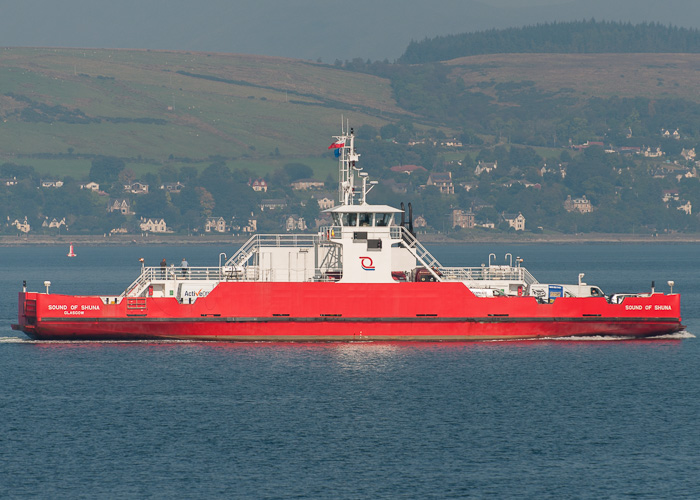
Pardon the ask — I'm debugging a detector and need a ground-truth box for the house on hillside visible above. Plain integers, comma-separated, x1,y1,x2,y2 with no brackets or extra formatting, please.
571,141,603,151
475,160,497,176
291,179,325,190
642,146,664,158
80,181,100,191
678,200,692,215
316,196,335,210
42,217,66,229
41,180,64,188
161,182,185,193
205,216,227,233
249,178,268,192
681,148,696,162
502,212,525,231
285,216,307,231
426,172,454,194
125,182,149,194
139,217,167,233
11,217,31,233
390,164,427,175
260,199,287,211
108,199,133,215
661,128,681,140
662,189,680,203
564,195,593,214
451,209,475,229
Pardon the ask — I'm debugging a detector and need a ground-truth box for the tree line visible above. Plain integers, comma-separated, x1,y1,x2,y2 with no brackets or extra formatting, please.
399,20,700,64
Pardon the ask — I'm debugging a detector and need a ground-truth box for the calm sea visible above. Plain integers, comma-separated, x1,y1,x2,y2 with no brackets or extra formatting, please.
2,243,700,498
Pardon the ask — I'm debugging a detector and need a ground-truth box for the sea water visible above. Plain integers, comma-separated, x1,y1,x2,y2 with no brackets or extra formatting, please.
1,243,699,498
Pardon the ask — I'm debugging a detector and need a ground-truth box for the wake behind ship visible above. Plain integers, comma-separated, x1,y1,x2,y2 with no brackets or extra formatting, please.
13,126,684,341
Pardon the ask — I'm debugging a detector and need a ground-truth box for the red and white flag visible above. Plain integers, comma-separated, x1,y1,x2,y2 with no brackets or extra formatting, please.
328,140,345,149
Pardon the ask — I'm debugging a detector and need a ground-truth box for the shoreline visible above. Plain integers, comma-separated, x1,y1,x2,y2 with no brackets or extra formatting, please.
2,232,700,246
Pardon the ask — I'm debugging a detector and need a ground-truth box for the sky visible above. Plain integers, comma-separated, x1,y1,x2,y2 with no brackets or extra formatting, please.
1,0,699,62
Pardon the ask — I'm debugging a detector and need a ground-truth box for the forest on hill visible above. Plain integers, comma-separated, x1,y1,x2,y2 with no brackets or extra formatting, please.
399,20,700,63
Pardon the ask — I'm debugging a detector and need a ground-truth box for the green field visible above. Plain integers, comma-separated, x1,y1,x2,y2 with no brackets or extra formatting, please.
5,48,700,181
0,47,403,179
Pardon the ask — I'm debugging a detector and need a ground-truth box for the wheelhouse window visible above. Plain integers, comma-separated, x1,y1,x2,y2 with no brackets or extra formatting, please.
341,213,357,226
332,213,341,226
358,212,372,227
375,213,391,226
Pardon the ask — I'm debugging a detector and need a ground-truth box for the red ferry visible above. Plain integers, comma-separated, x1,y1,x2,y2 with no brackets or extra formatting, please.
13,127,683,341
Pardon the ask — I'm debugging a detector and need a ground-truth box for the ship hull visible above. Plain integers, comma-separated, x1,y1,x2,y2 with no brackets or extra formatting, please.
14,282,684,341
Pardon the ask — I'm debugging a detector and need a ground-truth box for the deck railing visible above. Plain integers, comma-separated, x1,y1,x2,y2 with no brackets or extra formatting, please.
121,266,236,296
226,233,318,268
438,266,539,285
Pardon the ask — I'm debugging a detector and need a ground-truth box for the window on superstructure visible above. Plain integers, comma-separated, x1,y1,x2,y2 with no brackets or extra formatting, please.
359,212,372,227
342,213,357,226
375,213,391,226
332,213,341,226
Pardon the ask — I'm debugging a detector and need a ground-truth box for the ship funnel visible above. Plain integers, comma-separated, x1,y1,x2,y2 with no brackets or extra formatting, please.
400,202,406,227
408,202,414,235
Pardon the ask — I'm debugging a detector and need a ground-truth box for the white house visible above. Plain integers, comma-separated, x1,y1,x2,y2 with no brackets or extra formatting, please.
502,212,526,231
108,199,133,215
139,217,167,233
249,178,268,192
285,216,307,231
316,196,335,210
41,180,64,188
42,217,67,229
11,217,31,233
475,161,497,176
80,181,100,191
161,182,185,193
205,216,227,233
125,182,149,194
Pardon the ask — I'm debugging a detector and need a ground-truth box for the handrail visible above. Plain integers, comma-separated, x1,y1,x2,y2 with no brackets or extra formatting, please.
225,233,318,268
438,266,539,285
397,226,443,281
121,266,236,296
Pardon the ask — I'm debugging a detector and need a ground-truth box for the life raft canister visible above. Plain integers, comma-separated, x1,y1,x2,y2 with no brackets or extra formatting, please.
517,285,523,296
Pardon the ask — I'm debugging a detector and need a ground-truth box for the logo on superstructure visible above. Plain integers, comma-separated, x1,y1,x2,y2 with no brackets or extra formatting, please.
360,256,375,271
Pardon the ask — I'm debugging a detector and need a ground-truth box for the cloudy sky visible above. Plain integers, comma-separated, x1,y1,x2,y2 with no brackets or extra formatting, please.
1,0,699,62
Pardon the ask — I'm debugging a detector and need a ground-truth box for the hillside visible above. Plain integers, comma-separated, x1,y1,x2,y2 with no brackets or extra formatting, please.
0,47,404,177
446,52,700,103
400,20,700,63
4,46,700,236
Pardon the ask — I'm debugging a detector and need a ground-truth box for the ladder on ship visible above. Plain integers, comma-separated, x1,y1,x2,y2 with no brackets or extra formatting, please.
397,227,443,281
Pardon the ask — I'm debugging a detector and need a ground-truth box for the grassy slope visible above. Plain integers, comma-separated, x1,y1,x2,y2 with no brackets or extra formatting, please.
4,49,700,180
0,47,404,179
446,53,700,102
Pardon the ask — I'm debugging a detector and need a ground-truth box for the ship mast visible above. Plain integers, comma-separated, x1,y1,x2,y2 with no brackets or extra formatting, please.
333,122,375,206
333,122,361,206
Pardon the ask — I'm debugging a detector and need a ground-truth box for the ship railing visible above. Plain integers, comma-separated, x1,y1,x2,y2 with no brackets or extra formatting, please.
121,266,253,296
319,226,342,240
121,267,155,297
225,233,318,268
319,225,402,241
437,266,539,285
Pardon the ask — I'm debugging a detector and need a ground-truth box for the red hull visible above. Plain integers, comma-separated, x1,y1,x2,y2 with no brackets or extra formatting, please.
14,282,684,341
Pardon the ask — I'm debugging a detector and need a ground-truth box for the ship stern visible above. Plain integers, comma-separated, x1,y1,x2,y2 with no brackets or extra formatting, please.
12,292,38,338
